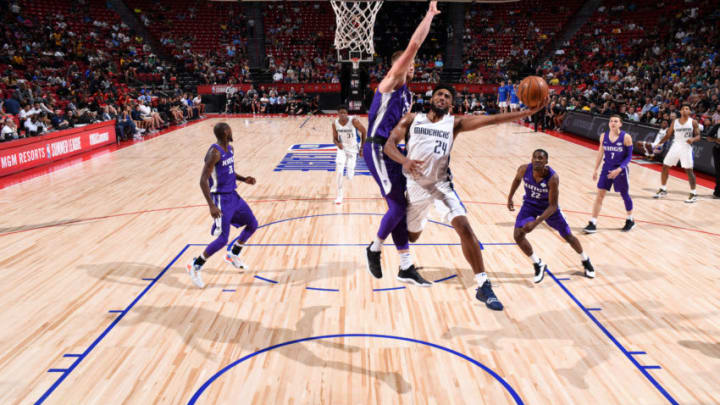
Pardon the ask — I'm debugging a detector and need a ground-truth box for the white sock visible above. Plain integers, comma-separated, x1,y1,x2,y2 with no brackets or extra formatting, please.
580,252,589,261
660,185,667,191
475,272,488,286
370,237,383,252
690,188,696,194
530,253,541,264
399,252,412,270
336,169,344,191
626,215,633,221
590,217,598,225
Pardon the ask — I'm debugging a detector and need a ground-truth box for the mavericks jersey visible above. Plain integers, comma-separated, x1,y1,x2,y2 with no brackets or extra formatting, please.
208,144,236,193
522,164,556,209
671,118,694,149
334,116,359,153
405,113,455,184
367,84,412,141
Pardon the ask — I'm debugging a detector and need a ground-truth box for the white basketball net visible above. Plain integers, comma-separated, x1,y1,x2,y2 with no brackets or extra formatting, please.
331,1,383,61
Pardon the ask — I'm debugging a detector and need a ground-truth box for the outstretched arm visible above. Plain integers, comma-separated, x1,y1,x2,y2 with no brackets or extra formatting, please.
507,164,527,211
453,99,547,136
384,112,423,176
200,147,221,218
378,2,441,93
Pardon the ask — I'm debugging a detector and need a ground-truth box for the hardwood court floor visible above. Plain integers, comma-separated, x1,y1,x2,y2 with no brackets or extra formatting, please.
0,116,718,404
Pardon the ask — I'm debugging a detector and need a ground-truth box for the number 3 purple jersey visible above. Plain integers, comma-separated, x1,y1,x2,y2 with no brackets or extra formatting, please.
208,144,236,194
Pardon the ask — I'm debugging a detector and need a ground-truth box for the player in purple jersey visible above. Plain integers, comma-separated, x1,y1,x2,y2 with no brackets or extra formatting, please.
583,115,635,233
186,122,258,288
363,1,440,286
507,149,595,283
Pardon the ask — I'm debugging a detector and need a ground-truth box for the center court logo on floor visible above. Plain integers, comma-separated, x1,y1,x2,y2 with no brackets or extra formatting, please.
274,144,370,174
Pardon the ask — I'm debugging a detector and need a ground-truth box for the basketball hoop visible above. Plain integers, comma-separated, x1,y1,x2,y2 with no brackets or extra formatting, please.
331,1,383,63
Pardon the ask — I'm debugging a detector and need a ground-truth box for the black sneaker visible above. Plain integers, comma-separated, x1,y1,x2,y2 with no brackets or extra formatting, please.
397,265,431,287
366,243,382,279
475,280,504,311
583,221,597,234
582,258,595,279
621,219,635,232
714,194,720,199
533,261,547,283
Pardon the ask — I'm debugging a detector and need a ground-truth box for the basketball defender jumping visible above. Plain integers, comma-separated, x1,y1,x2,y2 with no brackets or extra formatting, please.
384,84,547,310
332,105,366,204
583,115,635,233
508,149,595,283
186,122,258,288
364,1,440,286
652,104,701,203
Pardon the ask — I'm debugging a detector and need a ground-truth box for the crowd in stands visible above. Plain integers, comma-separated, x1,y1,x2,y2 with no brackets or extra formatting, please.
536,0,720,130
128,0,253,85
224,85,320,115
461,0,583,84
0,0,209,143
3,0,720,145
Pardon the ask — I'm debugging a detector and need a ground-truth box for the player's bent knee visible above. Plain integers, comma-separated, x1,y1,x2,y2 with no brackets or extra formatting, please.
408,231,422,243
513,228,525,242
246,216,258,233
215,233,230,246
451,216,474,240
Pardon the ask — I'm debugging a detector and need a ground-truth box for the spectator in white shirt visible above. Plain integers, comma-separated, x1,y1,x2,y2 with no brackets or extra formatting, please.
1,117,20,141
138,101,163,132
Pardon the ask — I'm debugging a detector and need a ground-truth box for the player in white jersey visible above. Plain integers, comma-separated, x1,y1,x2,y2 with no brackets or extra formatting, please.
332,105,367,204
652,104,701,203
384,84,546,310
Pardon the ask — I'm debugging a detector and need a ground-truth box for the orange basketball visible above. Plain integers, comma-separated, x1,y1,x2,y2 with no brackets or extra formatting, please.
518,76,549,108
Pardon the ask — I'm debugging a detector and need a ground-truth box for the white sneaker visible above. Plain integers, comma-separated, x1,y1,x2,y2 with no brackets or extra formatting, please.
335,196,343,205
684,193,698,203
186,260,205,288
225,252,247,269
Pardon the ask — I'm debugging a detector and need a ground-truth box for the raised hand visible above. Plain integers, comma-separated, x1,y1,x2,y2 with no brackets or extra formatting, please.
427,1,441,17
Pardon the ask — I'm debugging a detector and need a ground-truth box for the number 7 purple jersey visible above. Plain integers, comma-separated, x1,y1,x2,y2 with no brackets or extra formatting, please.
601,130,629,170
